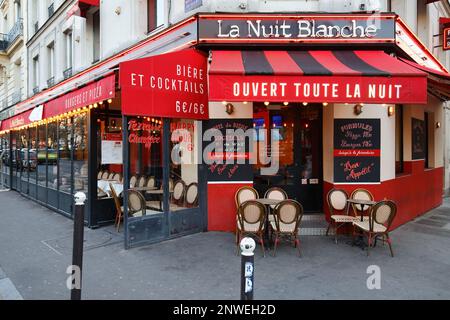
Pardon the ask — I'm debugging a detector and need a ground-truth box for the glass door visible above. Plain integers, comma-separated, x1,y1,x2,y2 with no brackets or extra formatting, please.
124,116,205,248
253,103,323,213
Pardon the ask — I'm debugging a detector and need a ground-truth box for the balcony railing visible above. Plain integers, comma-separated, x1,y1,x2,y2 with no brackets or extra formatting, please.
0,19,24,51
63,67,72,80
33,87,40,95
47,77,55,88
48,3,55,18
7,19,24,45
11,89,22,106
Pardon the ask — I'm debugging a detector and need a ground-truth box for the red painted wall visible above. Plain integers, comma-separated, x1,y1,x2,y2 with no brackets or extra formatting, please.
208,183,252,232
207,162,443,233
323,161,443,231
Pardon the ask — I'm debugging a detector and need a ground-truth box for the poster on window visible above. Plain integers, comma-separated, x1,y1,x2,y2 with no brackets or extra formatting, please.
101,140,123,165
412,118,426,160
203,119,253,182
334,119,381,183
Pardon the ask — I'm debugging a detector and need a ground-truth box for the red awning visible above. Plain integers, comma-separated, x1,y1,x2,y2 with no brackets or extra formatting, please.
0,108,36,131
399,57,450,101
44,74,115,119
79,0,99,6
120,49,209,119
209,50,428,104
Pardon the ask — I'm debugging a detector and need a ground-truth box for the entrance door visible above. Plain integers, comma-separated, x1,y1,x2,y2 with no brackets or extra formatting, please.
124,116,206,248
253,103,323,213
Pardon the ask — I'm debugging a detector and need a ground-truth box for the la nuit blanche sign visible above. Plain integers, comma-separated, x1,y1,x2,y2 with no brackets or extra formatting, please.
199,14,396,42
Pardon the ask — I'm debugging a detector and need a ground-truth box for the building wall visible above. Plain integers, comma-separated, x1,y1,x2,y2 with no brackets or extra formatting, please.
323,103,396,184
26,0,104,96
0,0,27,111
99,0,149,60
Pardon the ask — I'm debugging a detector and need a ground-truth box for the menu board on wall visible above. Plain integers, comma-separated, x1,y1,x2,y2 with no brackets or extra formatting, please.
412,118,426,160
334,119,381,183
203,119,253,182
101,140,123,165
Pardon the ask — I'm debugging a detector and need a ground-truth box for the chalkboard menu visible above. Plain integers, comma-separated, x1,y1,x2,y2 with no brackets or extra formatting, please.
334,119,381,183
411,118,426,160
203,119,254,182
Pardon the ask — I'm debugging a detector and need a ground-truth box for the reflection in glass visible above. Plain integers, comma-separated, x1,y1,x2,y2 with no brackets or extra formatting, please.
47,122,58,190
20,128,29,183
28,127,37,185
128,116,163,215
74,114,88,194
169,119,199,211
37,125,47,186
58,118,72,193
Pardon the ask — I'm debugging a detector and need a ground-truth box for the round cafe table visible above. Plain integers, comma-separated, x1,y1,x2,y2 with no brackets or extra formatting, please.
346,198,377,249
254,198,284,249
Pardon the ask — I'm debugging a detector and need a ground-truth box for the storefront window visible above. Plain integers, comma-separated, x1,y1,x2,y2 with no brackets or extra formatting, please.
128,116,163,215
47,122,58,190
169,119,199,210
37,125,47,187
29,127,37,187
19,128,29,184
58,118,72,193
74,114,88,194
0,133,10,187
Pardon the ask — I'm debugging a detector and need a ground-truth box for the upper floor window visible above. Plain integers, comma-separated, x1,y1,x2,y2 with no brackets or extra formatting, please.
33,55,39,91
64,30,73,77
147,0,164,33
47,42,55,85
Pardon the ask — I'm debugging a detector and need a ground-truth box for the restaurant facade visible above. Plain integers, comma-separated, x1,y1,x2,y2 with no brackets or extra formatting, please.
1,13,449,248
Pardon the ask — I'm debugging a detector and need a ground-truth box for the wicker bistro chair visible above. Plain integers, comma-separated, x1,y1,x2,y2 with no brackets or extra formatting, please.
110,183,124,232
127,189,147,217
350,188,374,220
97,170,103,180
112,173,122,182
129,175,138,188
172,180,186,206
270,200,304,257
108,172,115,180
101,171,109,180
185,183,199,207
235,186,259,247
236,200,267,257
325,188,354,244
264,187,288,222
353,200,397,257
137,176,147,188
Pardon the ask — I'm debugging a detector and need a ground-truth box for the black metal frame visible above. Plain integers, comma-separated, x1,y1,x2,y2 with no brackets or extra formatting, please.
123,115,208,249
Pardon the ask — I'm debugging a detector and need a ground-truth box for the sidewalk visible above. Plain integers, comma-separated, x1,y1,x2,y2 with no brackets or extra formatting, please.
0,190,449,300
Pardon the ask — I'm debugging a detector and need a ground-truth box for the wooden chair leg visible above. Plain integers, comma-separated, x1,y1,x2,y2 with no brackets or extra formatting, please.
386,233,394,257
367,233,371,257
272,234,279,257
295,237,301,258
334,222,338,244
259,234,266,257
326,223,331,236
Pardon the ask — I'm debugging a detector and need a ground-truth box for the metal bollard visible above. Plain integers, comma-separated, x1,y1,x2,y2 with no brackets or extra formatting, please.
71,192,86,300
240,237,256,300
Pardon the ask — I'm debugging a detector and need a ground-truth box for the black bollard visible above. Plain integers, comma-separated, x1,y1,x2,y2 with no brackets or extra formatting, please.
71,192,86,300
240,237,256,300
